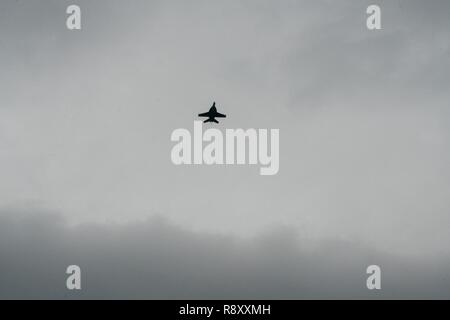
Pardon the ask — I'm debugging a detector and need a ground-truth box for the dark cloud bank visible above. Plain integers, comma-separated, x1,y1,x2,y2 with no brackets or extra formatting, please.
1,208,449,300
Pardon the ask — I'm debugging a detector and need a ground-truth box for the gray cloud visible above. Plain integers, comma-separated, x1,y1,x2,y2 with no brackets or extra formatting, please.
1,208,449,299
1,0,450,298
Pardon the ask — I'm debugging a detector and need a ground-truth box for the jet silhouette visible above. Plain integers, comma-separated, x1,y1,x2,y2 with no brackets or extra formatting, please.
198,102,226,124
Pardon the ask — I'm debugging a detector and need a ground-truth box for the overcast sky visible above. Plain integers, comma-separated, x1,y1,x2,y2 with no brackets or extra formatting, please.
1,0,450,299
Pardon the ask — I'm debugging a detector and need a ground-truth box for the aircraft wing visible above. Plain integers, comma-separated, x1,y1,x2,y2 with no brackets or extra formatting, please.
198,112,210,117
215,112,226,118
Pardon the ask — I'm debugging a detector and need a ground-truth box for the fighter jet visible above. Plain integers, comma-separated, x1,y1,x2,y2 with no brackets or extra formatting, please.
198,102,226,124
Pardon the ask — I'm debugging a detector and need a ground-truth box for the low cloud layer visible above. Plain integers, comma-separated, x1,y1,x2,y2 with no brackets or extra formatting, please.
1,208,449,299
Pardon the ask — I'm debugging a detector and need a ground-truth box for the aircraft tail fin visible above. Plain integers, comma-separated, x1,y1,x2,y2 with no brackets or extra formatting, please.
204,118,219,124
